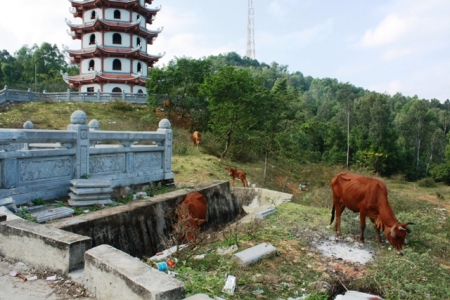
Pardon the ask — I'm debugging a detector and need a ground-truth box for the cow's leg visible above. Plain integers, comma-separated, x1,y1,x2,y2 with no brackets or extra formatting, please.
231,177,235,186
375,226,382,247
358,211,367,243
334,201,344,239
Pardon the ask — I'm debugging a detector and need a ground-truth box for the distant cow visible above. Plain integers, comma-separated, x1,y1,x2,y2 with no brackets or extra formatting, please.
163,99,171,108
330,172,413,254
176,192,207,243
191,131,201,149
225,167,249,187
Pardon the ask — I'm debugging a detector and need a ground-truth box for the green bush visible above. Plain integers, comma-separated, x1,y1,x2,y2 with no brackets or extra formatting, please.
417,177,437,188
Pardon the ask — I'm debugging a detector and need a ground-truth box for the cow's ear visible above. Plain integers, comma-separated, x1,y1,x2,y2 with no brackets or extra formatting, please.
399,226,406,231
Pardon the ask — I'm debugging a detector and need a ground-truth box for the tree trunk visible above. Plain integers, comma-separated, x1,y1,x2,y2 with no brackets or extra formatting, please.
263,149,269,187
220,128,233,159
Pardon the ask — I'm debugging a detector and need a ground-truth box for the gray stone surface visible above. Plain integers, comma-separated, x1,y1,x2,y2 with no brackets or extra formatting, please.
255,208,277,219
0,206,21,221
70,187,114,195
83,244,185,300
233,242,277,266
184,294,214,300
68,192,111,201
70,179,111,188
30,207,75,223
68,199,114,207
0,219,92,274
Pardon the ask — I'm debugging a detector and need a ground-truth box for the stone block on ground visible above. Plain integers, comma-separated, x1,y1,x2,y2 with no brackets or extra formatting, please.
70,187,113,195
233,242,277,266
255,208,276,219
70,179,111,188
0,219,92,274
68,199,114,207
0,197,17,212
29,206,75,223
334,290,383,300
83,244,185,300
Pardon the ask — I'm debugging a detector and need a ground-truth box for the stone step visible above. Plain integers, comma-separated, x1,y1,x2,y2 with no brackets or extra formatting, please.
70,179,111,188
68,199,114,207
70,186,113,195
69,192,111,201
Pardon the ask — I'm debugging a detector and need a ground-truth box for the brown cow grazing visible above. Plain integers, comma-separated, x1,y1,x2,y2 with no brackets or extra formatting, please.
176,192,207,243
163,99,171,108
225,167,249,187
330,172,413,254
191,131,201,149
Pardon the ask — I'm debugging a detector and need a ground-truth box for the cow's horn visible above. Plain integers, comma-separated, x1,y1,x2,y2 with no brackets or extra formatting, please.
399,226,406,231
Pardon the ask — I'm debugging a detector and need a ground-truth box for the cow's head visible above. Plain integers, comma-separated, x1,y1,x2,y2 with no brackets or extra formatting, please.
387,222,414,254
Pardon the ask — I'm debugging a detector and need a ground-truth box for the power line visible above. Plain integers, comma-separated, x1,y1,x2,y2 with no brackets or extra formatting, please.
246,0,255,59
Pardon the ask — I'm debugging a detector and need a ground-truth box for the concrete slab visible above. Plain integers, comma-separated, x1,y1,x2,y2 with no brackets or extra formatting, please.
233,242,277,266
83,245,185,300
68,199,115,207
334,290,383,300
70,187,114,195
185,293,214,299
71,179,111,188
30,207,75,223
0,206,21,221
255,208,276,219
0,219,92,275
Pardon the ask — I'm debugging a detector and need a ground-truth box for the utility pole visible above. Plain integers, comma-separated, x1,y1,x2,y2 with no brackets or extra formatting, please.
246,0,255,59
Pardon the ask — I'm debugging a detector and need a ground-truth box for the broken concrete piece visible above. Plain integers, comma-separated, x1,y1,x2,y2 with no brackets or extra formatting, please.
0,206,21,221
233,242,277,266
29,207,75,223
334,290,383,300
255,208,276,219
0,197,17,212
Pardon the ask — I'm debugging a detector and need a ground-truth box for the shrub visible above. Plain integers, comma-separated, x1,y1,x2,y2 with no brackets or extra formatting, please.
417,177,437,188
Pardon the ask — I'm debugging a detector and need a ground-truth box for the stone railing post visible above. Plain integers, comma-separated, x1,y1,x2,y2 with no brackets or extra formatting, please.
67,89,71,101
97,90,100,101
157,119,174,180
28,88,32,101
4,85,8,100
67,110,90,179
122,90,125,101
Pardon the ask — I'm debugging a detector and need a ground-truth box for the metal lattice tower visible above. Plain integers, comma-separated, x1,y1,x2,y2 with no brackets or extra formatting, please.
246,0,255,59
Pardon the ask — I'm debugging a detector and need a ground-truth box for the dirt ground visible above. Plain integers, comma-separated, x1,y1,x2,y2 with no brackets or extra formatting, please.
0,256,94,300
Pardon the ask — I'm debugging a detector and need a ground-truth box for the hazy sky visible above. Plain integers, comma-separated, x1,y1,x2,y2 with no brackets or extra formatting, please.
0,0,449,101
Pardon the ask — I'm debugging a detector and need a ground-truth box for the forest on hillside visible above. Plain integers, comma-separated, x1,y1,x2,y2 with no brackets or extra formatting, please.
2,44,450,182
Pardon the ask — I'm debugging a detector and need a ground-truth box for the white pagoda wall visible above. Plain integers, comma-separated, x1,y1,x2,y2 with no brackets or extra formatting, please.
104,32,131,47
103,58,131,72
83,9,103,21
80,58,102,73
82,33,103,48
103,84,131,93
104,8,129,21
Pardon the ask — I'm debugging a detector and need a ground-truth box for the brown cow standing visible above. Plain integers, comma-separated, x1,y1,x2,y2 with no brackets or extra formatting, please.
191,131,201,150
330,172,413,254
176,192,207,243
225,167,249,187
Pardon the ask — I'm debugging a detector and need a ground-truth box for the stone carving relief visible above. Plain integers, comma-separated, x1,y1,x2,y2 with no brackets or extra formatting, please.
19,157,72,182
89,154,126,174
134,152,162,170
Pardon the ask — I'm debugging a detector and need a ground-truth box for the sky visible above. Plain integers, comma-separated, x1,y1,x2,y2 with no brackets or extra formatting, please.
0,0,449,101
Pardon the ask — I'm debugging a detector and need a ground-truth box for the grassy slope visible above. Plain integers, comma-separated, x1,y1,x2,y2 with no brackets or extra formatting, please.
2,101,450,299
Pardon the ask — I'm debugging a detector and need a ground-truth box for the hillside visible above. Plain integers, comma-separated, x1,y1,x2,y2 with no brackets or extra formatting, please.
1,101,450,299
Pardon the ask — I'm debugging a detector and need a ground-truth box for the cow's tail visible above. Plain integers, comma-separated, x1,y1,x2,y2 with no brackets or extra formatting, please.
330,205,335,225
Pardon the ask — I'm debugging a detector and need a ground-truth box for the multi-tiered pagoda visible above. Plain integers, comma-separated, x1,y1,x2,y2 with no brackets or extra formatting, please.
62,0,164,94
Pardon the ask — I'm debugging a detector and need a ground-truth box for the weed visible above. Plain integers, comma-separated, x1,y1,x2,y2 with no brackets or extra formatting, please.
15,207,37,222
32,197,45,206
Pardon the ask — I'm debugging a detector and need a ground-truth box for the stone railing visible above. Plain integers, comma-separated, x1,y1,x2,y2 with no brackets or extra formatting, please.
0,86,148,104
0,110,173,205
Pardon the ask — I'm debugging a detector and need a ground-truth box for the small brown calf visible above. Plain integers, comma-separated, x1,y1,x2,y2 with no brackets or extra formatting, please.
225,167,249,187
192,131,201,149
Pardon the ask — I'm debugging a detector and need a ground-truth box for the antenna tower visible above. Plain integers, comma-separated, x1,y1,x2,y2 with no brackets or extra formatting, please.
246,0,255,59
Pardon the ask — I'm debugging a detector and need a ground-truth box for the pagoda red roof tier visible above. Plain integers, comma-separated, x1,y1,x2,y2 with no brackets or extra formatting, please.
66,19,162,41
65,45,163,65
69,0,158,22
62,72,147,88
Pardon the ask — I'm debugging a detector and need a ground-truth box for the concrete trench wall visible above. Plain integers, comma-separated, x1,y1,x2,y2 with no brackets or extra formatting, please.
51,180,245,258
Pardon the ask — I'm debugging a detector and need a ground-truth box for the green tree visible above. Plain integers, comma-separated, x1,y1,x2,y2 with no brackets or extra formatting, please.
200,66,261,159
